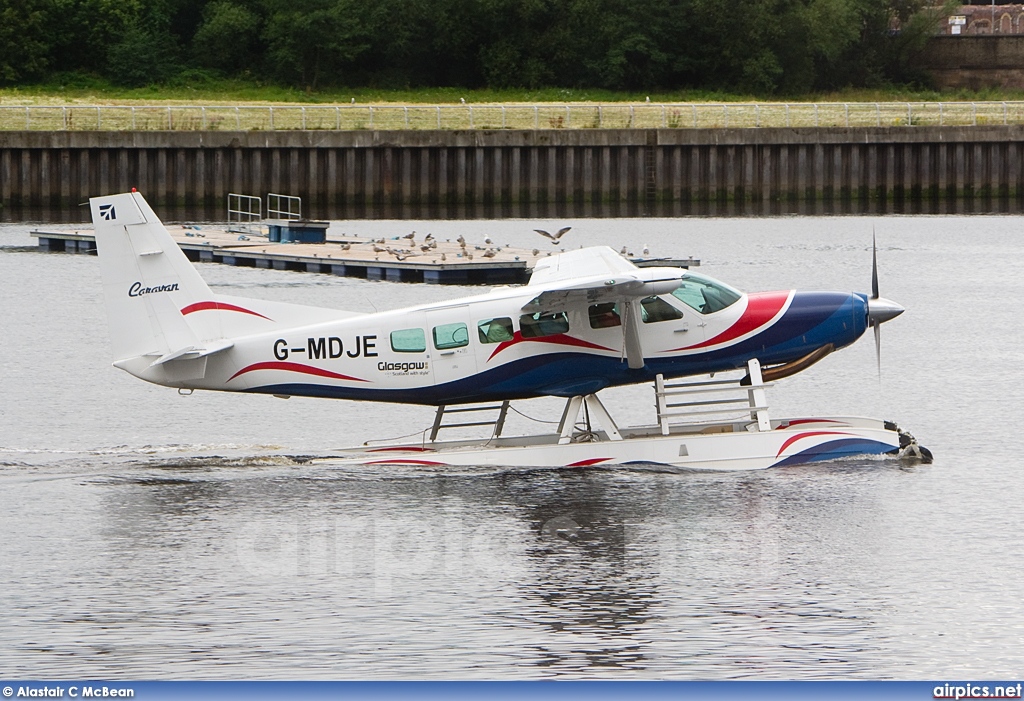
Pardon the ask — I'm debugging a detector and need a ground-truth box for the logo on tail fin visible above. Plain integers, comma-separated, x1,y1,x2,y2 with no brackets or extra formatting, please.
99,203,116,220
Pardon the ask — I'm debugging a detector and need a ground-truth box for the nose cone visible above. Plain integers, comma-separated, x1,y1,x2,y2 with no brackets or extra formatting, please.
867,296,904,326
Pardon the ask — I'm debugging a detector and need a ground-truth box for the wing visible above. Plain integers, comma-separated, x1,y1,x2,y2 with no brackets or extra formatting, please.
533,229,553,240
554,226,572,239
524,248,684,369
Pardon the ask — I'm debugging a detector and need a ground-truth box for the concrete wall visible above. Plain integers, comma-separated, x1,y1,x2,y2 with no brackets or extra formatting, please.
2,127,1023,218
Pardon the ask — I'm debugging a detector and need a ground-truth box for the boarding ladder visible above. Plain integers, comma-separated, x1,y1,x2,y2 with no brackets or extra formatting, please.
654,358,773,434
429,401,511,441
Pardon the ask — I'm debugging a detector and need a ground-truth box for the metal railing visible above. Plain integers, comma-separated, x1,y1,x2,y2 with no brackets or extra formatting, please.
3,102,1024,131
266,193,301,221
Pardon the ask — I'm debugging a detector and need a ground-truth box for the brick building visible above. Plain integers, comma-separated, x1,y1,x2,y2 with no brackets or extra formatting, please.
940,4,1024,35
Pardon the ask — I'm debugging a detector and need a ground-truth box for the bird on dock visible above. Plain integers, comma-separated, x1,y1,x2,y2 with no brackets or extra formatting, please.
532,248,540,256
420,244,432,252
403,231,416,241
372,244,386,253
484,236,493,244
440,253,447,261
456,235,466,245
340,242,351,250
642,244,650,256
482,249,496,258
424,233,434,242
619,246,628,256
534,226,572,244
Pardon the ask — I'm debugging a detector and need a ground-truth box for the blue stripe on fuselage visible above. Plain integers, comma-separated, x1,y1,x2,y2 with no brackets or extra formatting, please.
243,292,869,405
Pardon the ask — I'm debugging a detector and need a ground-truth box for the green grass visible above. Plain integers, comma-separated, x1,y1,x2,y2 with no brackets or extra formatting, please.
7,73,1024,106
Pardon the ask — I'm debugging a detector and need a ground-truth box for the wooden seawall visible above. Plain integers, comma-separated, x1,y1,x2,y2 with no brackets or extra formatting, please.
3,127,1024,217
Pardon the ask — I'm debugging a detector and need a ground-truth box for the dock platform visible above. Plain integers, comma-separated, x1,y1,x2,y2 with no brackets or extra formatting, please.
30,226,699,284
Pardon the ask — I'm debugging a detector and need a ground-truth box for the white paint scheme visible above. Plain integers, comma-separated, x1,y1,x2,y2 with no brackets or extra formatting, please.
89,191,919,470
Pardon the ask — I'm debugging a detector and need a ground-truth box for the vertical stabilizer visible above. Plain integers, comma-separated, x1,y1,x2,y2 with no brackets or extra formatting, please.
89,191,218,363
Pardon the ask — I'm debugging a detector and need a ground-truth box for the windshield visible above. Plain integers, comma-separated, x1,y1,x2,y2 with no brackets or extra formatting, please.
671,272,743,314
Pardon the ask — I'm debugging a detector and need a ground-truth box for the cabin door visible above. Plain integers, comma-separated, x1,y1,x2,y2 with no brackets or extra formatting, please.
426,306,478,389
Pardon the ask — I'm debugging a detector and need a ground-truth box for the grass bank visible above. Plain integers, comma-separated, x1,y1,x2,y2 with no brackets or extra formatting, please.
4,75,1024,106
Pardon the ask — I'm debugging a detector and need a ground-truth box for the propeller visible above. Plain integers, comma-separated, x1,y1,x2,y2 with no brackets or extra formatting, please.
866,232,905,375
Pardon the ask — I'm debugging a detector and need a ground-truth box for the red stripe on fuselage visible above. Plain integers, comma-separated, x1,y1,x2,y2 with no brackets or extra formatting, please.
567,457,612,467
228,361,367,383
665,290,791,352
775,430,851,458
488,331,614,361
181,301,272,321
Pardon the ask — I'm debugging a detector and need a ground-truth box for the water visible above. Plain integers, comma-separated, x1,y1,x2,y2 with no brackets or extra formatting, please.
1,215,1022,679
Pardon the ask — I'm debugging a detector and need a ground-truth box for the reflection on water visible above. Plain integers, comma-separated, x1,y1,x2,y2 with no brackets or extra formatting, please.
4,193,1024,223
0,457,917,679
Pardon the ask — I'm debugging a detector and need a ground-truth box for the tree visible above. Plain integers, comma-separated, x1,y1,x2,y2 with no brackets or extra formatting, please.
263,0,368,89
0,0,50,83
193,1,264,75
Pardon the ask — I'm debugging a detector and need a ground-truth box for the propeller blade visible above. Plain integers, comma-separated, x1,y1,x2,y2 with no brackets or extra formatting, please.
873,320,881,378
871,231,879,300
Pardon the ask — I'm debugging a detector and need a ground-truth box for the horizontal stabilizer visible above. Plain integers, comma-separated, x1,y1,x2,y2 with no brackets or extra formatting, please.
146,338,235,368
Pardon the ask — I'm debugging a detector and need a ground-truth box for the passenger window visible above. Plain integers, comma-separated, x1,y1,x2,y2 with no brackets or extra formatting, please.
641,296,683,323
589,303,621,329
433,322,469,350
519,311,569,338
390,328,426,353
477,317,515,343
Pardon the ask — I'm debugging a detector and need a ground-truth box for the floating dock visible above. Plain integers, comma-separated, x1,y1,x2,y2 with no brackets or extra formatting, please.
30,226,698,284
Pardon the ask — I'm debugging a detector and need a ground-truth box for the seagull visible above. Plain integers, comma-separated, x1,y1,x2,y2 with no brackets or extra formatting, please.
532,248,540,256
456,235,466,245
351,97,356,104
372,244,386,253
642,244,650,256
420,244,432,252
619,246,628,255
534,226,572,244
460,97,466,104
424,233,434,241
441,253,446,261
482,249,496,258
484,236,492,244
403,231,416,241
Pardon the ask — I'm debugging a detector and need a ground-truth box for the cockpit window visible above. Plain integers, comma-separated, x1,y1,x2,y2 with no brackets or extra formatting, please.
640,296,683,323
671,273,742,314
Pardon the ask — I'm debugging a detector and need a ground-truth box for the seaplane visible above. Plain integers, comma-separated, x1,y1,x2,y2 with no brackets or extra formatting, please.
88,190,929,471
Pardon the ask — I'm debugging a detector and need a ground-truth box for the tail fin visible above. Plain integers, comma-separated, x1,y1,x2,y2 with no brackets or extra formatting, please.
90,191,227,381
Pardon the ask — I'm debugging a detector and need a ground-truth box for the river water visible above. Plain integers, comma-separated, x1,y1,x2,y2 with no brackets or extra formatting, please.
1,214,1022,679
